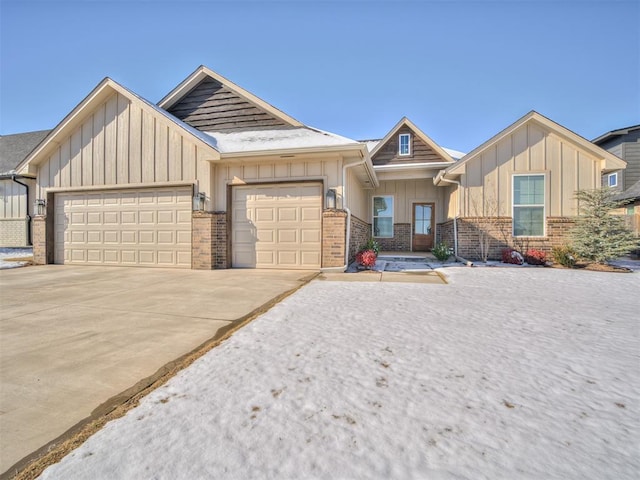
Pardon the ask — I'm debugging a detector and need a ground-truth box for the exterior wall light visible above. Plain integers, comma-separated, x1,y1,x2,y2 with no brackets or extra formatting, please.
35,199,46,216
326,189,337,209
194,192,206,212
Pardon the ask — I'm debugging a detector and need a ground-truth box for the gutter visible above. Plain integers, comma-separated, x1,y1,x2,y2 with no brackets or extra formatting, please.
10,174,32,246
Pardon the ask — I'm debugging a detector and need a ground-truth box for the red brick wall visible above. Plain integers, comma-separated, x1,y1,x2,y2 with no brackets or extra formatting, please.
374,223,411,251
437,217,576,260
322,209,347,268
349,215,370,262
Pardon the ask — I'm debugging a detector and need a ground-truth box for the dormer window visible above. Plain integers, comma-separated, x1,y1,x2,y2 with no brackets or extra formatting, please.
399,133,411,156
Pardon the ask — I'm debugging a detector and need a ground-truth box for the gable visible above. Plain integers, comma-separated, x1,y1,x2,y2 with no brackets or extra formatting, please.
372,126,450,166
167,78,291,132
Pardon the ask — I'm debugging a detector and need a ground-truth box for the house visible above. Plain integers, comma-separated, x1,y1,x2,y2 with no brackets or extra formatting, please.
14,66,627,268
16,66,375,270
593,124,640,234
433,112,626,260
0,130,50,247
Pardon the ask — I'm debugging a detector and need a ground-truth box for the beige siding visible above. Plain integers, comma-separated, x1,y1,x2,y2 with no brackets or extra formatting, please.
0,179,29,219
346,168,368,221
214,156,341,211
36,92,214,208
370,179,444,224
461,123,602,218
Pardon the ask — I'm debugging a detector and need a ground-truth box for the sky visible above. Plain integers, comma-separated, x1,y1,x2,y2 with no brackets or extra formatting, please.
0,0,638,153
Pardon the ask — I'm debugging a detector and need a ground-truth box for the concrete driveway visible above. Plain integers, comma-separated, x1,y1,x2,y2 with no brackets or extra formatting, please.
0,265,314,476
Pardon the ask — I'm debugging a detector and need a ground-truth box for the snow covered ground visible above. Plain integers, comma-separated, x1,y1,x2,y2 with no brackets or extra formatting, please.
0,248,32,269
39,268,639,479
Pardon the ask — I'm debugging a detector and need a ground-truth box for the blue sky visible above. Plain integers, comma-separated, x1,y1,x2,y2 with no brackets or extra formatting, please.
1,0,638,152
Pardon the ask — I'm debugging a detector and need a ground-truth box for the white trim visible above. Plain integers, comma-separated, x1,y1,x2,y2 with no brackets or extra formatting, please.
399,133,411,156
372,194,394,238
608,172,618,188
512,173,546,237
374,162,453,171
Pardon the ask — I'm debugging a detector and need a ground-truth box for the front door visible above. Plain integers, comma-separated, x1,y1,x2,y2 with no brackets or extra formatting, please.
412,203,434,251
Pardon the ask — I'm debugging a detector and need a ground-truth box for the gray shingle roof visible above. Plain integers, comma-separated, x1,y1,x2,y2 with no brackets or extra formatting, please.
614,180,640,202
0,130,51,174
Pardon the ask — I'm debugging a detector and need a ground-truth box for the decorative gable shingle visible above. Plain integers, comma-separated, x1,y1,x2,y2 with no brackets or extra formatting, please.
167,78,290,132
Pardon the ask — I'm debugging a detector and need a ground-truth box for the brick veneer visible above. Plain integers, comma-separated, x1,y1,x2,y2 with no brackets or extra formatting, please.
436,216,576,261
192,212,228,270
349,215,370,262
375,223,411,251
322,209,347,268
0,218,30,247
32,216,47,265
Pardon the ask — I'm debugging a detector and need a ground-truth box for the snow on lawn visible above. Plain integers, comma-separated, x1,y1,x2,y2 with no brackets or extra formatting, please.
0,247,32,269
40,268,639,479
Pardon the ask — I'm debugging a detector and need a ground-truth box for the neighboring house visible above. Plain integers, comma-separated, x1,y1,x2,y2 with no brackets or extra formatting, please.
593,124,640,235
433,112,625,260
14,66,627,268
0,130,50,247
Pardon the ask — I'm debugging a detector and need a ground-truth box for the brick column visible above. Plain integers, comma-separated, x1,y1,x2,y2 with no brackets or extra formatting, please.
32,216,48,265
192,212,213,269
322,209,347,268
212,212,228,269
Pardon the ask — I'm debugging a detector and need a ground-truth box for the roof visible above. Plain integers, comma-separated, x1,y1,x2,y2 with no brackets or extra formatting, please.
203,126,360,154
0,130,51,174
368,117,458,165
592,124,640,144
443,111,627,178
157,65,303,128
614,180,640,202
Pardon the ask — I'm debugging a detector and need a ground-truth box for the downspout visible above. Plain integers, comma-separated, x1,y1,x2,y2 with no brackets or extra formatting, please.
322,153,370,272
436,175,461,257
11,175,32,246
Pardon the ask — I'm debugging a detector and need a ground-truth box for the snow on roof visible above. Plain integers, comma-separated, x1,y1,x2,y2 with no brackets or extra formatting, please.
361,139,465,160
203,127,359,154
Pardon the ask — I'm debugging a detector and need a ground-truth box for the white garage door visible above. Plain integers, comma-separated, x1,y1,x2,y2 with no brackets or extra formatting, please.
54,187,192,268
232,183,322,269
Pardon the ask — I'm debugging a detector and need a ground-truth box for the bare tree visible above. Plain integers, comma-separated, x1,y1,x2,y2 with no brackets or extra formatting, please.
470,195,503,262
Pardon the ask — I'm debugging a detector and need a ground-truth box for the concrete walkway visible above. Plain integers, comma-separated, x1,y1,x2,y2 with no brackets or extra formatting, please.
0,265,314,476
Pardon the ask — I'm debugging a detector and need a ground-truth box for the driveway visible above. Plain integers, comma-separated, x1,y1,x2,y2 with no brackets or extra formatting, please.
0,265,314,475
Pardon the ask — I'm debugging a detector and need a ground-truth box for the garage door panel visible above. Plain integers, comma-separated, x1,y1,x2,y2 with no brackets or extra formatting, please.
232,183,321,269
54,187,192,268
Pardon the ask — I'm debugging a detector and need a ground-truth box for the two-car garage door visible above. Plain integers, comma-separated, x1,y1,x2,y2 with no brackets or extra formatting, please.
54,187,192,268
232,183,322,269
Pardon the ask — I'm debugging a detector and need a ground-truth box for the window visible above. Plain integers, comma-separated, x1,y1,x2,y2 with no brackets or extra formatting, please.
608,172,618,188
399,134,410,156
373,195,394,238
513,175,544,237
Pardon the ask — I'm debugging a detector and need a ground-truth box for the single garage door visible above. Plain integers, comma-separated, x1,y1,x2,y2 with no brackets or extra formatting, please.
54,187,192,268
232,183,322,269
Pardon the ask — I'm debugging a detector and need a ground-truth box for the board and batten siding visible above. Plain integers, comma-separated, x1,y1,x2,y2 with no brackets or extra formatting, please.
36,92,213,207
345,168,368,222
460,122,601,218
370,179,444,225
0,178,32,219
214,156,341,211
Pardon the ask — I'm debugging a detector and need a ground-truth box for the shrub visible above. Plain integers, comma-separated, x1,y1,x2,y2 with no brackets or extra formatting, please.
524,249,547,265
432,242,452,262
356,249,377,268
552,245,577,268
502,248,524,265
360,238,381,256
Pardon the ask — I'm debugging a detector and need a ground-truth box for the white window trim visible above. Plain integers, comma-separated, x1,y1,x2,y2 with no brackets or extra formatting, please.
608,172,618,187
372,194,394,238
398,133,411,156
512,174,545,237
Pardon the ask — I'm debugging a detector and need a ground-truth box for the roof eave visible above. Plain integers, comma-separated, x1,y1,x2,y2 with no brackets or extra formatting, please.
218,142,365,160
